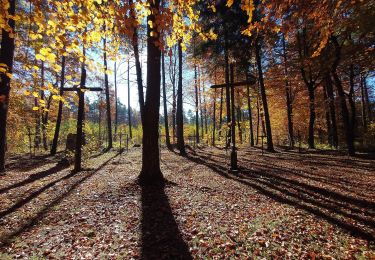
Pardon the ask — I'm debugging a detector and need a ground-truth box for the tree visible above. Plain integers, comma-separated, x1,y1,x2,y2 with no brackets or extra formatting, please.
0,0,16,173
176,40,186,155
138,0,163,184
162,51,171,149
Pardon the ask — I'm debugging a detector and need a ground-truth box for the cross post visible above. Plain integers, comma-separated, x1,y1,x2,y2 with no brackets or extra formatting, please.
210,65,256,173
62,86,102,172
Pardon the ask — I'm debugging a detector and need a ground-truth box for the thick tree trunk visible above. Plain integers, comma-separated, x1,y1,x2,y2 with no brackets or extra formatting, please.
246,85,254,146
0,0,16,172
331,37,355,155
255,37,274,152
51,55,66,155
194,65,200,143
176,40,185,155
161,52,171,149
127,60,132,139
139,0,163,184
324,74,338,148
103,36,112,149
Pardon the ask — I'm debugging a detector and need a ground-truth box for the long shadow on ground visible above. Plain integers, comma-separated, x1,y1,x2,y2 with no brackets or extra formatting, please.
185,148,375,242
0,152,121,246
141,182,192,260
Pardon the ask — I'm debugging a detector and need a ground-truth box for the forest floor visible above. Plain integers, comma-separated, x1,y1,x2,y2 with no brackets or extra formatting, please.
0,146,374,259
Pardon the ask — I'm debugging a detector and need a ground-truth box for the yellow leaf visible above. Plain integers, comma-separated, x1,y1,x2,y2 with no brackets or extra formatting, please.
32,106,39,111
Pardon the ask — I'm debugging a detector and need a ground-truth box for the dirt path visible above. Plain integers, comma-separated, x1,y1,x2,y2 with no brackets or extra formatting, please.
0,147,374,259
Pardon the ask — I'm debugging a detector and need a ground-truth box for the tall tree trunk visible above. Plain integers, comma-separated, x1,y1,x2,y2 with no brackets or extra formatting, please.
171,49,177,144
0,0,16,172
176,40,185,155
130,0,144,124
51,55,66,155
198,66,204,139
127,60,132,139
323,84,333,146
74,47,87,172
255,37,274,152
224,32,231,146
194,65,200,143
34,95,41,149
203,81,208,135
324,73,338,148
282,35,294,147
212,89,217,146
246,84,254,146
331,36,355,155
256,95,260,145
360,75,368,131
219,87,223,131
103,35,112,149
40,62,48,150
162,52,171,149
348,64,357,139
307,86,316,149
139,0,163,184
236,90,242,144
114,62,118,139
363,77,372,122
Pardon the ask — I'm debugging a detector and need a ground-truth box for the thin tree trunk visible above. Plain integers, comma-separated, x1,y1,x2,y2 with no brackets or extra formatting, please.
246,84,254,146
176,40,185,155
139,0,163,184
237,90,242,144
127,60,132,139
198,66,204,139
40,62,48,150
282,35,294,147
363,77,372,122
194,65,200,143
130,0,144,124
224,33,231,146
162,51,171,149
219,87,223,131
256,95,260,145
255,37,274,152
51,55,66,155
323,84,333,146
212,89,217,146
307,86,316,149
114,62,118,139
103,35,112,149
360,75,367,131
0,0,16,172
348,64,357,139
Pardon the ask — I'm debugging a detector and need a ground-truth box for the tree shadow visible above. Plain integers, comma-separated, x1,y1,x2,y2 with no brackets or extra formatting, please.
0,152,121,246
185,148,375,242
140,181,192,260
0,161,69,195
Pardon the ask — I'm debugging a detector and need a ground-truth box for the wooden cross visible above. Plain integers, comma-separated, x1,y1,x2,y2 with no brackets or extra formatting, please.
210,65,256,172
62,85,102,172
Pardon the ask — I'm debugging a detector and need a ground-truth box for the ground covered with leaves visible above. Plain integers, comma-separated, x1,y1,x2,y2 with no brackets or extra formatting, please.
0,146,374,259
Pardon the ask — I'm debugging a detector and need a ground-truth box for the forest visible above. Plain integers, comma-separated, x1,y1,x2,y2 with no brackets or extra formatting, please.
0,0,374,258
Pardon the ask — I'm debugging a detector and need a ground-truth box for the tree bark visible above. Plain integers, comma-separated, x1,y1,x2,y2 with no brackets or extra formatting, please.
127,60,132,139
282,35,294,147
176,40,186,155
162,51,171,149
0,0,16,172
130,0,145,124
139,0,163,184
51,55,66,155
331,36,355,155
194,65,200,143
246,84,254,146
324,73,338,148
255,37,274,152
74,47,87,172
224,32,231,146
103,35,112,149
360,75,367,131
114,62,118,139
